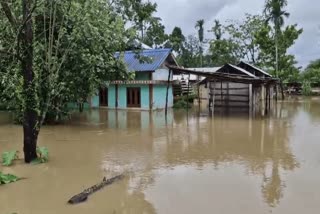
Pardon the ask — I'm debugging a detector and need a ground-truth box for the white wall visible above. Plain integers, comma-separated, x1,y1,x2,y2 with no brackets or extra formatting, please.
153,68,172,81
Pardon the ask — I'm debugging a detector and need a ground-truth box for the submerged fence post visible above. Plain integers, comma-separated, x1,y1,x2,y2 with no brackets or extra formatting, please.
165,69,172,119
187,73,191,125
212,80,216,117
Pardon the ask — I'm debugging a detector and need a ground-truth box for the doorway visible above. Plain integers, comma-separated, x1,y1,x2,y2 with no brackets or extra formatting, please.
127,87,141,108
99,87,108,106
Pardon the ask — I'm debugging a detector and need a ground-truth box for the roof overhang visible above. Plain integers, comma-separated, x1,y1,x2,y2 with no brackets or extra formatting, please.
168,65,279,85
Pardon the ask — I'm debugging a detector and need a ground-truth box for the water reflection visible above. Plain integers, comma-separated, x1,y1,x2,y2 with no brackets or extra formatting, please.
97,103,301,209
1,98,320,214
68,109,173,130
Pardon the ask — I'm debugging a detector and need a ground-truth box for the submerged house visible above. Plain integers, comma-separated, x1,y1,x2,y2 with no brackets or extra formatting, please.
90,49,178,110
169,62,278,114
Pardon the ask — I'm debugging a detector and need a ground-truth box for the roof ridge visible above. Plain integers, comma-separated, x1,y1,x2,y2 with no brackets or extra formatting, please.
115,48,172,54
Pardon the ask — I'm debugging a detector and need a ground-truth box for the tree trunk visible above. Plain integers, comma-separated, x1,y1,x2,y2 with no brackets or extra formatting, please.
79,103,84,113
280,81,285,100
22,0,38,163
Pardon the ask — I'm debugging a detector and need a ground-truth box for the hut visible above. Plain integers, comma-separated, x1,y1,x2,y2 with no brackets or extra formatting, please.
90,48,178,110
168,63,278,115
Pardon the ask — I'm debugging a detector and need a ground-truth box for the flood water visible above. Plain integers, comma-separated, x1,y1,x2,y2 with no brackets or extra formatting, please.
1,97,320,214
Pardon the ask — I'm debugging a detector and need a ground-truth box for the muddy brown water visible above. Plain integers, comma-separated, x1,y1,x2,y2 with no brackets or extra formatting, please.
1,97,320,214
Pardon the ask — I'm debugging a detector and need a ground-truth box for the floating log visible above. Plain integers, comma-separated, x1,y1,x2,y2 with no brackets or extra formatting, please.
68,174,124,204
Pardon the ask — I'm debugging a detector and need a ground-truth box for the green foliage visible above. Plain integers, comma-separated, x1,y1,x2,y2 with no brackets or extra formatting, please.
173,94,196,109
173,100,191,109
167,27,185,54
254,22,303,80
224,14,265,64
110,0,157,40
264,0,289,30
177,35,201,67
2,151,19,166
306,59,320,70
195,19,205,43
0,172,19,185
1,0,135,125
302,81,312,96
143,17,168,48
31,147,49,164
302,59,320,87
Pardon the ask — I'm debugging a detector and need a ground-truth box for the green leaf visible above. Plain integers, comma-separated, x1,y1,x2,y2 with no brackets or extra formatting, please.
32,147,49,164
2,151,19,166
31,158,43,165
0,172,19,185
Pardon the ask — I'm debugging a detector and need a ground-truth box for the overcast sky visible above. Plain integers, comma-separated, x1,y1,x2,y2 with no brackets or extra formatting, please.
152,0,320,67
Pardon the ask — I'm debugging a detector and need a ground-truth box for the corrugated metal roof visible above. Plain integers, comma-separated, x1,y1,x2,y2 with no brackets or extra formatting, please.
173,67,221,81
114,49,172,72
238,61,272,77
225,64,257,78
189,67,221,73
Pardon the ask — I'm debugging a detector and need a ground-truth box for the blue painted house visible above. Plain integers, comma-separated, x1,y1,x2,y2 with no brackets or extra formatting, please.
90,48,178,110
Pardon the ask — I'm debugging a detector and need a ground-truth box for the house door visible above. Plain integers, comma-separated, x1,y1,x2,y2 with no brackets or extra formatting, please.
99,87,108,106
127,87,141,108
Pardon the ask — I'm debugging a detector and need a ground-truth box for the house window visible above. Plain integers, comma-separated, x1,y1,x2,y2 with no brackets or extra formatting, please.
99,87,108,106
127,87,141,108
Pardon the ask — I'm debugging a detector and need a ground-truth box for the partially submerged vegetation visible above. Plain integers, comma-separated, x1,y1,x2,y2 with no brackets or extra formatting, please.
2,151,19,166
0,172,20,185
173,94,196,109
0,147,48,186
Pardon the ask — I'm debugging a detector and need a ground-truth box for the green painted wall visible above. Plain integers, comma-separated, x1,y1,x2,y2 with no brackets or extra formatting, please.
140,85,150,109
153,85,173,109
117,84,150,110
118,85,127,108
91,93,100,108
108,85,116,108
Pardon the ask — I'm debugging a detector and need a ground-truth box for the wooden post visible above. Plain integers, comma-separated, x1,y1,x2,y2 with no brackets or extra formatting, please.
115,84,118,109
220,81,223,113
187,73,190,125
268,85,271,111
265,85,268,115
212,80,216,117
198,75,201,106
165,69,172,118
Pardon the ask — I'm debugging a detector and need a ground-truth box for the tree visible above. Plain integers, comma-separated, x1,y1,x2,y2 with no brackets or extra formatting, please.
264,0,290,78
211,20,222,40
109,0,157,40
178,35,200,68
167,27,185,54
255,23,303,81
195,19,205,66
143,17,168,48
225,14,265,64
209,20,242,66
0,0,132,162
302,59,320,87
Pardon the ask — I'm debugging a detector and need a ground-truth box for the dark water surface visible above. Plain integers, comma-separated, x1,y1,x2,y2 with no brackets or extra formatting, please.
1,97,320,214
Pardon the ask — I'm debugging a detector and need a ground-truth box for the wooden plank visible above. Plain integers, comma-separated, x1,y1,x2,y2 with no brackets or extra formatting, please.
208,93,249,97
209,87,249,90
214,104,249,108
214,99,249,103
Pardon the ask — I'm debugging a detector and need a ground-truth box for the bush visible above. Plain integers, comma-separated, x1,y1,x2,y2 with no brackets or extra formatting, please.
173,99,191,109
302,81,312,96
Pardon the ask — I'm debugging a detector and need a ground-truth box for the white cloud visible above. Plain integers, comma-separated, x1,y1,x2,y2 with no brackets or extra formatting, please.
152,0,320,67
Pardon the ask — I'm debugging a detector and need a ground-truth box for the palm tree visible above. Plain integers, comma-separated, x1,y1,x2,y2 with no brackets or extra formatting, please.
195,19,205,67
264,0,290,78
212,19,222,40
